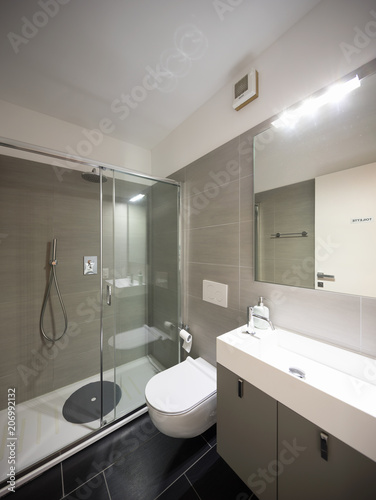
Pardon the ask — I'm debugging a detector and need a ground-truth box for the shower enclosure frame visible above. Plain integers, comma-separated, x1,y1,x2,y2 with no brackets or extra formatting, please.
0,137,182,494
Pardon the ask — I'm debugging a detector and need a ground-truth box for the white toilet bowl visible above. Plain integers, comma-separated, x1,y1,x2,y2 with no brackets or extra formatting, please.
145,356,217,438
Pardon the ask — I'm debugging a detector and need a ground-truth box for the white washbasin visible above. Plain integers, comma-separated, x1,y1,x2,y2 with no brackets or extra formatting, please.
217,326,376,462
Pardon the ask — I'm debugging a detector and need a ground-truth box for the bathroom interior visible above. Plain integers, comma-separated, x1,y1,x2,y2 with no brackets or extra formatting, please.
1,0,376,499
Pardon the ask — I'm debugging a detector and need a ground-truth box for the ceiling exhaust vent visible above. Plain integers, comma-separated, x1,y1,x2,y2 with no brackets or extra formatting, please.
233,69,259,111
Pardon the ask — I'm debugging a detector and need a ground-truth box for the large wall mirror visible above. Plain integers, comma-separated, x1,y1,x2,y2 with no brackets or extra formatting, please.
254,58,376,298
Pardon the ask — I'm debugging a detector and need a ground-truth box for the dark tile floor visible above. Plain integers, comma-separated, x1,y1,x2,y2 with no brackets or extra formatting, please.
9,412,256,500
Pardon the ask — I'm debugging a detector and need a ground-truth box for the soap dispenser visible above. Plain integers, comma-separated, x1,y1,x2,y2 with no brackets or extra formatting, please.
138,270,143,285
253,297,269,329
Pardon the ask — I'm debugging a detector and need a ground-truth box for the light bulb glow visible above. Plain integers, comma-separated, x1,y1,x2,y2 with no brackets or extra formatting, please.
129,194,145,202
272,75,360,129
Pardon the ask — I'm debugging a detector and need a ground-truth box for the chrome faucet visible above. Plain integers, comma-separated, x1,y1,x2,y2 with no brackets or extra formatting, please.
246,306,274,335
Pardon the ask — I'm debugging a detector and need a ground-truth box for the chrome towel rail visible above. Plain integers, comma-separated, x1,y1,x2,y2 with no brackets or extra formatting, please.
271,231,308,238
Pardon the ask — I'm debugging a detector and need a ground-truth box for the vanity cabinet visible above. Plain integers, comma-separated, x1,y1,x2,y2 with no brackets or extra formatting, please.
278,403,376,500
217,364,376,500
217,364,277,500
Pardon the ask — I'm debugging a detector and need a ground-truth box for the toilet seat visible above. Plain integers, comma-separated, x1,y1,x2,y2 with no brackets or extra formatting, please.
145,357,216,415
145,357,217,438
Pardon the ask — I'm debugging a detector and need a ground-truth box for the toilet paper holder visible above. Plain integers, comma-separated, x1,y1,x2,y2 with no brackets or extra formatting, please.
179,324,192,353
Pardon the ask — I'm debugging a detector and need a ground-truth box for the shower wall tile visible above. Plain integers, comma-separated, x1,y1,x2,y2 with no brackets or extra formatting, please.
51,318,100,358
53,192,99,236
149,181,180,370
185,137,240,197
0,373,18,409
239,266,253,315
0,301,24,378
152,287,178,330
238,129,254,179
16,356,55,406
152,232,179,292
239,174,253,222
187,295,241,366
0,229,52,305
54,233,100,295
189,178,240,229
189,223,239,267
53,344,100,390
0,157,104,408
115,295,145,334
150,337,179,371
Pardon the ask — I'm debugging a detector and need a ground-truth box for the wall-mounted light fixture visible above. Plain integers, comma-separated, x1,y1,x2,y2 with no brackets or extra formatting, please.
271,75,361,129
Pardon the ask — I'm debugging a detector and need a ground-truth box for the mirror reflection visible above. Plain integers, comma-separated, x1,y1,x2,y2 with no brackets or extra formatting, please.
254,60,376,297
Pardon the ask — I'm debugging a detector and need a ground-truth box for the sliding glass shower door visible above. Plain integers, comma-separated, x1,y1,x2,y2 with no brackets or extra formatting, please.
101,168,181,424
0,143,180,488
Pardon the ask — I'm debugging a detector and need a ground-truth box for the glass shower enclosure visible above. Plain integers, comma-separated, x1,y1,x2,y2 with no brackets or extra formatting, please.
0,140,180,489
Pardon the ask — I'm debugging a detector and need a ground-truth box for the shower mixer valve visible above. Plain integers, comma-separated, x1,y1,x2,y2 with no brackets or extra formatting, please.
83,256,98,275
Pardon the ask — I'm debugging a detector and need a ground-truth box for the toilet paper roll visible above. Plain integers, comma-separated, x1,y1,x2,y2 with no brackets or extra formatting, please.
179,329,192,353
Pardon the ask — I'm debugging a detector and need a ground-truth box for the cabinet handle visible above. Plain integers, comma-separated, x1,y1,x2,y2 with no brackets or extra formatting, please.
238,378,243,398
320,432,329,461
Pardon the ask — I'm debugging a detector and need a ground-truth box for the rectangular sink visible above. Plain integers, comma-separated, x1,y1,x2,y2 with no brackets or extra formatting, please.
217,326,376,462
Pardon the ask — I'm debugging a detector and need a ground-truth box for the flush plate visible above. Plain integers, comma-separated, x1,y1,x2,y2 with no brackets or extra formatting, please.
203,280,228,308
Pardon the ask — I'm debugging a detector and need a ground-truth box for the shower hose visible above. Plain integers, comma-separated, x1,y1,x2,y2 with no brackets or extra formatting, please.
40,239,68,342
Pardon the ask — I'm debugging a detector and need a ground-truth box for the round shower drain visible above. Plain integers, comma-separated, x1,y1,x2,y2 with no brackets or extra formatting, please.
62,381,121,424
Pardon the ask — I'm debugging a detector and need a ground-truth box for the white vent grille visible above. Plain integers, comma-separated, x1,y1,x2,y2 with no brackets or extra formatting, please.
232,69,258,111
235,74,248,99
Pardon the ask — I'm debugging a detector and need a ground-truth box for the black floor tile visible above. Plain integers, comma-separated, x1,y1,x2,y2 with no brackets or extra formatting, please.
201,424,217,447
10,464,62,500
156,475,200,500
186,445,255,500
62,412,158,495
105,431,210,500
62,472,110,500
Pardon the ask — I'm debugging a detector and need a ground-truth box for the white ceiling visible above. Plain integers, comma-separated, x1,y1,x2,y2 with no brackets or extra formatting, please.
0,0,321,150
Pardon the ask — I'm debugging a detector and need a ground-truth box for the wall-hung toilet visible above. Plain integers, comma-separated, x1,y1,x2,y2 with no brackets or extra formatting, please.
145,357,217,438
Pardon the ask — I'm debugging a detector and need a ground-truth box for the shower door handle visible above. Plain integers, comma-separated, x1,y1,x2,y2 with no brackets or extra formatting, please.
106,285,112,306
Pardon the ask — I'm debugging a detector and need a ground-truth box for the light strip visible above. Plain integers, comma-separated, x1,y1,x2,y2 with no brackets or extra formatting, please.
272,75,361,129
129,194,145,202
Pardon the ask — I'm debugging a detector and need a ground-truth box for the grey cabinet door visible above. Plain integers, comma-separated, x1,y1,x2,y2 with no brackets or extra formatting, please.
278,403,376,500
217,364,277,500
